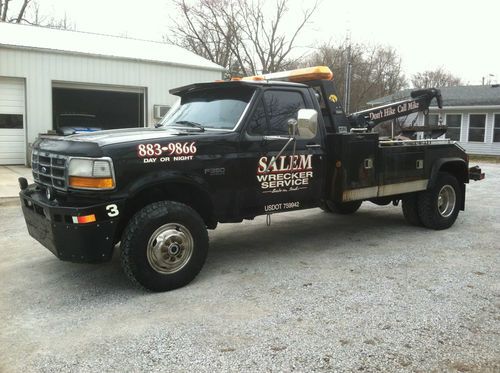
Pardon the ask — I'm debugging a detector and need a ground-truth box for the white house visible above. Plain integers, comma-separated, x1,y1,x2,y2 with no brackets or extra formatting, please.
368,85,500,156
0,22,224,165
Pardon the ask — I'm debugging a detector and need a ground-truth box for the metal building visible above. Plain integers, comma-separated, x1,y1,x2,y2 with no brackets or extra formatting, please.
0,22,224,165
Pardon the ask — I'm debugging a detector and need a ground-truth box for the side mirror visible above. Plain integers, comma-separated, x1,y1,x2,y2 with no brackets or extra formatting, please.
291,109,318,139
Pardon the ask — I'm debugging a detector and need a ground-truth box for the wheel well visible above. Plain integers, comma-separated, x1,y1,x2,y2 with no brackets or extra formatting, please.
115,183,216,243
439,161,467,184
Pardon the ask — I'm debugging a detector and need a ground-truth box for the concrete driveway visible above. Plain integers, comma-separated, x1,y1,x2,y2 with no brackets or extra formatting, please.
0,163,499,372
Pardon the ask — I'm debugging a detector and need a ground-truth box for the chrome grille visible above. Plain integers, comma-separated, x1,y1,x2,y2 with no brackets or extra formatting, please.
32,150,68,190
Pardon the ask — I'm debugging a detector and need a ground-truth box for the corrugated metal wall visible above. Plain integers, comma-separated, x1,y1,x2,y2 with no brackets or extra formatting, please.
0,47,222,153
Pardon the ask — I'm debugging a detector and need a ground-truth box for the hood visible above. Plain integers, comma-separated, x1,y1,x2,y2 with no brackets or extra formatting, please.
35,127,229,156
64,127,223,146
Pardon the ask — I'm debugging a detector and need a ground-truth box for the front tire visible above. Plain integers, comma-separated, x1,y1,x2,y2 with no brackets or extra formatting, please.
417,172,461,230
120,201,208,292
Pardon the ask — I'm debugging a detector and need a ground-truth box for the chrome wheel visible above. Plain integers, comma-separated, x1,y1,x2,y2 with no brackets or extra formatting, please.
437,185,456,218
147,223,194,274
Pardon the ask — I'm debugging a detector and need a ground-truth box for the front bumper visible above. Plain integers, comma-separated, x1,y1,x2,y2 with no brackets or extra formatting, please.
19,184,124,263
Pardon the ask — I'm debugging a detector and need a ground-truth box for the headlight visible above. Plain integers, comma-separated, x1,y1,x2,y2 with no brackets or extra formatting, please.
68,157,115,190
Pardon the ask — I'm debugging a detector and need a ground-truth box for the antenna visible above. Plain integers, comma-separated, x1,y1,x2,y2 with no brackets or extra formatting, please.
344,30,352,114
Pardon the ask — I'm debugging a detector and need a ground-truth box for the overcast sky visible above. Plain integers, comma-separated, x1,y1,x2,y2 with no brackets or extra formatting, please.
31,0,499,85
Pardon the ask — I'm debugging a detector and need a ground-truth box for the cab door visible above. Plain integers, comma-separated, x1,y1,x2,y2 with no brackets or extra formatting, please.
238,88,324,216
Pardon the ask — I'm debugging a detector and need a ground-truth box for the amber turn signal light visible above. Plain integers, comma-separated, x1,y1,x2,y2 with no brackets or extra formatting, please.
69,176,115,189
72,214,96,224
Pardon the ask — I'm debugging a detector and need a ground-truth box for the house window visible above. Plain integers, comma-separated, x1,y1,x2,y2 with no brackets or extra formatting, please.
468,114,486,142
445,114,461,141
494,114,500,142
424,114,439,126
0,114,23,129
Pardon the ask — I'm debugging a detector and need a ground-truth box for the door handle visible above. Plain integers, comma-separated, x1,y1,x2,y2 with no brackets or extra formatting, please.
306,144,321,149
364,158,373,169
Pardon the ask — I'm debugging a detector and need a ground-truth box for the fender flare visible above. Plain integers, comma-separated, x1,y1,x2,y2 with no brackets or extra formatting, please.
428,157,467,189
428,157,467,211
124,170,217,228
127,170,211,199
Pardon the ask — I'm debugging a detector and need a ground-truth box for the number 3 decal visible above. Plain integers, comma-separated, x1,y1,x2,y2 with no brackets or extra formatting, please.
106,204,119,217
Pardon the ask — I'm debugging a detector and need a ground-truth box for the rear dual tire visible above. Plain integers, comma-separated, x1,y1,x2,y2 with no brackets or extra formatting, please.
402,172,461,230
322,200,362,215
402,194,423,226
417,172,461,230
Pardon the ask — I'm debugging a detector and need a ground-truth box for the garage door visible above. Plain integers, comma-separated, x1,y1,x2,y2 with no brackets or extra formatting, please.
0,77,25,165
52,82,145,131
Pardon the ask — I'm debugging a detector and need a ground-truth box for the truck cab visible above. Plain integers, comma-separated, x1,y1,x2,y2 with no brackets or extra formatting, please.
19,66,483,291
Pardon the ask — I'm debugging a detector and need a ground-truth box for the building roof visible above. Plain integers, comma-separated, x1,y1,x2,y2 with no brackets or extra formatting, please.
368,84,500,107
0,22,224,72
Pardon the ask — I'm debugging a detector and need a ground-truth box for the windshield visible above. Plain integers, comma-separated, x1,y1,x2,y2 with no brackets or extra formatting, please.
159,86,255,130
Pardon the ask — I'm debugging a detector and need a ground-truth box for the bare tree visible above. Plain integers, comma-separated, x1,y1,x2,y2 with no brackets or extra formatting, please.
0,0,75,29
308,41,407,111
0,0,31,23
167,0,318,76
411,67,462,89
42,12,75,30
165,0,239,74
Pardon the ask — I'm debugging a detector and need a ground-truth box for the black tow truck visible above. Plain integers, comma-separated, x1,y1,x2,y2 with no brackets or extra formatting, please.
19,66,484,291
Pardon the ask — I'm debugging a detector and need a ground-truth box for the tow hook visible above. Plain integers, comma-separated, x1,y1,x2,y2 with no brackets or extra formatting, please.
469,166,485,181
18,177,28,190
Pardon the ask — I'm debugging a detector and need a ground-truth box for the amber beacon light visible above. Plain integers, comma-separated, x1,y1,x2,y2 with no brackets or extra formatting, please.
241,66,334,83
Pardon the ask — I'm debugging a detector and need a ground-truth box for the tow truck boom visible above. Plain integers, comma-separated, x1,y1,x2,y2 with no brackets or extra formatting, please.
348,88,443,130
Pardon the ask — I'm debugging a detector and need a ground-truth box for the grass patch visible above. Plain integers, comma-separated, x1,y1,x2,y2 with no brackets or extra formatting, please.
468,155,500,163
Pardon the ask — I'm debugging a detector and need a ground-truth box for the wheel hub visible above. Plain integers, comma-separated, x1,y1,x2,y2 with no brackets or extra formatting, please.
437,185,456,218
167,243,180,255
147,223,194,274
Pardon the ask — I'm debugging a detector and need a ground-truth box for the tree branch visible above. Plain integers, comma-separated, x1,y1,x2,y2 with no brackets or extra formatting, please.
15,0,30,23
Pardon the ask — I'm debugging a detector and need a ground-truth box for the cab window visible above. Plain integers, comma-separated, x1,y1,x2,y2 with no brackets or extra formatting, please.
264,90,306,136
246,89,307,136
247,98,267,136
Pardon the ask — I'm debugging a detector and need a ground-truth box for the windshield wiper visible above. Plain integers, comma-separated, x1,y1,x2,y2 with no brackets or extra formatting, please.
175,120,205,131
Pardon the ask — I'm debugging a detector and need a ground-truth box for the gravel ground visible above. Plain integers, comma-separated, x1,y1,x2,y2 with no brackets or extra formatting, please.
0,163,499,373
